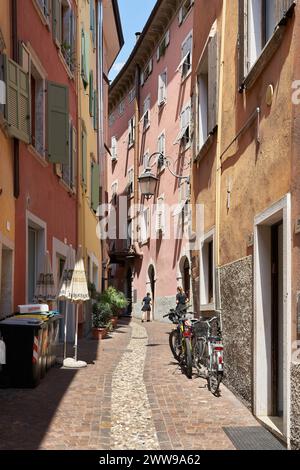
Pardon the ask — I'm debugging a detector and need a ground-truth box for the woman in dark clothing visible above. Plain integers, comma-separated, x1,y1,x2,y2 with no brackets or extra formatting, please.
141,292,152,322
176,286,188,312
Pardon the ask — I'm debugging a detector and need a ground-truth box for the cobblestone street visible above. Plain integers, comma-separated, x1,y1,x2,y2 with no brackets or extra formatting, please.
0,318,275,450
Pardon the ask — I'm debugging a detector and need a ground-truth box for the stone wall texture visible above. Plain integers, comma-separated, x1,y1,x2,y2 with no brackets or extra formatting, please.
290,363,300,450
220,256,253,407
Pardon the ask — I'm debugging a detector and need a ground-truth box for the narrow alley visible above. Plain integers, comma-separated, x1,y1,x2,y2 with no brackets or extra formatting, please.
0,318,285,451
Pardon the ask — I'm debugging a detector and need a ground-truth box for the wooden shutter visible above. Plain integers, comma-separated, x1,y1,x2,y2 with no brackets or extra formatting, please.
208,32,218,133
93,90,98,130
81,30,89,88
178,7,183,25
81,126,87,189
89,71,94,116
238,0,248,90
4,55,30,143
52,0,61,46
91,162,100,211
72,126,77,189
47,81,69,163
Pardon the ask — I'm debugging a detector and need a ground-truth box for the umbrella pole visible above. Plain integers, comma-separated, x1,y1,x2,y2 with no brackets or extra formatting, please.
74,303,79,362
63,302,69,360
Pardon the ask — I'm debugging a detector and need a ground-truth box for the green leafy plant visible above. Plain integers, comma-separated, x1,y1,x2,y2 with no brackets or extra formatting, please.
95,287,129,316
92,301,112,328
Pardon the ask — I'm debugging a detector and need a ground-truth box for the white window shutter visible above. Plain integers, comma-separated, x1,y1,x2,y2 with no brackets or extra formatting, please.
157,46,160,62
149,58,153,74
140,71,144,86
178,7,183,25
165,30,170,47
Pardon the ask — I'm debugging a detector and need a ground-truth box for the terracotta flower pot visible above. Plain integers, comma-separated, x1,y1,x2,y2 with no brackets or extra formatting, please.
111,316,118,328
92,327,107,340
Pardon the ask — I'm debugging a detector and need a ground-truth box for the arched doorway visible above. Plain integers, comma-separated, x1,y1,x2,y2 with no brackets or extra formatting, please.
126,268,132,315
148,265,155,319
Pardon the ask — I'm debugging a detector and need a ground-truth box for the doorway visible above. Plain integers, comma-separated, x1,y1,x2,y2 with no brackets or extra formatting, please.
254,195,291,442
148,265,155,319
183,257,191,300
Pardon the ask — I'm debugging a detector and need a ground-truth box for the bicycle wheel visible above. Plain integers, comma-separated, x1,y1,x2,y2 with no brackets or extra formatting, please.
208,371,222,395
169,329,182,361
184,337,193,379
193,337,206,374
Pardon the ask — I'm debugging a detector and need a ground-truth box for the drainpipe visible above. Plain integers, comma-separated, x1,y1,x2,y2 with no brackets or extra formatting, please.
12,0,19,198
215,0,227,326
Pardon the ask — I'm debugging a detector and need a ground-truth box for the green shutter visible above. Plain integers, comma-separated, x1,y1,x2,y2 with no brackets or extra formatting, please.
81,126,87,189
93,90,97,130
4,55,30,143
72,126,77,189
52,0,61,45
91,162,100,211
89,71,94,117
47,81,69,164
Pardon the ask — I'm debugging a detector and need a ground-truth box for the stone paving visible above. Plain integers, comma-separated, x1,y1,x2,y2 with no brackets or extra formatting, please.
0,317,265,450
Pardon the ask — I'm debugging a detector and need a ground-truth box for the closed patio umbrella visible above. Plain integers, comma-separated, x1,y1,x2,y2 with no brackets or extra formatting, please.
57,244,75,360
34,251,57,303
62,246,90,369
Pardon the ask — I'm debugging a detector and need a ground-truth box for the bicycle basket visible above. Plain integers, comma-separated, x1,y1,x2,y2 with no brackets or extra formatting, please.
193,321,209,338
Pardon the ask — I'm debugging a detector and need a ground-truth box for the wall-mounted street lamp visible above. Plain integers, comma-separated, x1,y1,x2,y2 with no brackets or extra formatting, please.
138,152,190,199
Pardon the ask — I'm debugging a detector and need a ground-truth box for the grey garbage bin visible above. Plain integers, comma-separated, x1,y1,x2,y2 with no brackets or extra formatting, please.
0,316,47,388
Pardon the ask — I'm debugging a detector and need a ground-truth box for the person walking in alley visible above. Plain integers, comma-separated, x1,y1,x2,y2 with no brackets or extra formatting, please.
176,287,188,313
141,293,152,322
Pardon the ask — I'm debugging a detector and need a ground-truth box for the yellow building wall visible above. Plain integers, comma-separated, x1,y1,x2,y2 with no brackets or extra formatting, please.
77,0,101,291
0,0,15,245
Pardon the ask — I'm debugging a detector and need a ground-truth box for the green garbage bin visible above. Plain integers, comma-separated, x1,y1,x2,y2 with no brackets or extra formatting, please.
0,316,47,388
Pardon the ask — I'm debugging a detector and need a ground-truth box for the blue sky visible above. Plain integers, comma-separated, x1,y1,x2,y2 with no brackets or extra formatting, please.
109,0,157,81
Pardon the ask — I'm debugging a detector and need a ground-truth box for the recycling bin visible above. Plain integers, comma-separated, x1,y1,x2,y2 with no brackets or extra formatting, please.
0,316,47,388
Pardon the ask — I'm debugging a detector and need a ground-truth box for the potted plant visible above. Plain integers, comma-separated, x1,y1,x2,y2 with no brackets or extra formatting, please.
92,301,112,340
97,287,129,327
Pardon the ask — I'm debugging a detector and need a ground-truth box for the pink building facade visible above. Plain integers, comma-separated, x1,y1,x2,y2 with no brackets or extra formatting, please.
108,0,194,320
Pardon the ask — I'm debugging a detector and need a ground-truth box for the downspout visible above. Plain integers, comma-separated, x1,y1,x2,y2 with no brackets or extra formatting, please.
215,0,227,325
12,0,19,198
96,0,106,286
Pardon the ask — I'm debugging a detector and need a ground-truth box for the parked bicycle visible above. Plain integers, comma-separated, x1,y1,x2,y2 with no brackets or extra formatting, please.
163,305,195,379
192,316,224,395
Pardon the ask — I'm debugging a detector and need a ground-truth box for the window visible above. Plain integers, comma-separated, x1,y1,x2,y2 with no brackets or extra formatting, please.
156,30,170,61
111,180,118,203
179,179,191,228
157,131,166,169
119,99,125,116
128,116,135,146
81,125,87,189
142,150,150,169
27,219,45,304
142,95,151,130
90,0,96,48
158,70,167,106
89,70,94,117
111,136,117,161
30,59,46,157
178,0,194,25
81,29,89,88
175,102,191,147
156,196,165,233
52,0,76,73
200,230,215,308
140,207,150,244
91,161,100,212
109,112,115,127
178,32,193,79
62,122,77,190
35,0,50,19
128,87,135,103
198,70,208,150
127,167,134,196
140,58,153,86
239,0,295,85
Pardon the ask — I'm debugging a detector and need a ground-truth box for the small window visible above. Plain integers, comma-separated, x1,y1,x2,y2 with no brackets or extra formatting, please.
175,102,191,147
142,95,151,130
62,121,76,190
200,231,215,308
111,136,117,161
60,1,76,73
142,150,150,169
128,87,135,103
127,167,134,196
178,32,193,79
109,112,115,127
128,116,135,146
35,0,50,19
140,207,150,244
141,58,153,86
157,131,166,169
158,71,167,106
30,58,46,157
119,99,125,116
111,181,118,204
156,196,165,233
178,0,194,25
156,30,170,61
